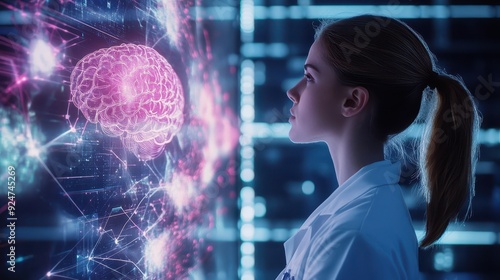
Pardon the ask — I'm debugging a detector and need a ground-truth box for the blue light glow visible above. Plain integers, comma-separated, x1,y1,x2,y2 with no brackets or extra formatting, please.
253,5,500,20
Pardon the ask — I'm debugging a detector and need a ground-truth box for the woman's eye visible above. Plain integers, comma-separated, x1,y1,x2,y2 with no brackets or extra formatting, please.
304,73,313,82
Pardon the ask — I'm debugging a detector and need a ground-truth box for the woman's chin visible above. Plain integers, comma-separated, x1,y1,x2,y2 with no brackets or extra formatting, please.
288,132,300,143
288,131,310,144
289,129,323,144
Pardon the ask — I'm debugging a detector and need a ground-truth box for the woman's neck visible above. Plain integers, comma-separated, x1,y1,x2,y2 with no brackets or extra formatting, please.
326,133,385,186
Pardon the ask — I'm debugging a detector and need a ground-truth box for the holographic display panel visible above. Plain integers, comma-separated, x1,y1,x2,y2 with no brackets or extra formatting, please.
0,0,239,279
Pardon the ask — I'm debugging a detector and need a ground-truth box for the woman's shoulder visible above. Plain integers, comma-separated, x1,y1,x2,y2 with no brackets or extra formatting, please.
319,184,416,242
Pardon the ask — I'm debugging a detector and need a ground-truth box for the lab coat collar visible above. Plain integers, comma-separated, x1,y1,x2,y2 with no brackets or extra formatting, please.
300,160,401,230
281,160,402,276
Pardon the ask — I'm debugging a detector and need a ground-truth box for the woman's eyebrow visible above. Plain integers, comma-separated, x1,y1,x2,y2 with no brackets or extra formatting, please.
304,63,320,73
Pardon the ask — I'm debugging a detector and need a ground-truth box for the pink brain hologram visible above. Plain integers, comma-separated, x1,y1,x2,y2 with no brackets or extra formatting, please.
70,44,184,160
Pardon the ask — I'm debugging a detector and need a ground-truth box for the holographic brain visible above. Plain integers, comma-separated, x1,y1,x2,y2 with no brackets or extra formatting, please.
70,43,184,160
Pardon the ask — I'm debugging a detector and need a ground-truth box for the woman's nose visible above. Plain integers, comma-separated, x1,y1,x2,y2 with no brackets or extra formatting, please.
286,89,296,103
287,83,300,103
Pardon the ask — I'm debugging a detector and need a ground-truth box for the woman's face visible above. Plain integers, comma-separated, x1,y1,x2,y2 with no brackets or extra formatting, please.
287,40,348,143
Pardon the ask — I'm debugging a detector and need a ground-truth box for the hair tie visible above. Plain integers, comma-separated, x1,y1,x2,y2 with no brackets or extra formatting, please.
428,71,440,90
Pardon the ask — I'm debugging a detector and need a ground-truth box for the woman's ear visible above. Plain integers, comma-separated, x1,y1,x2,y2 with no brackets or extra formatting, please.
341,86,370,117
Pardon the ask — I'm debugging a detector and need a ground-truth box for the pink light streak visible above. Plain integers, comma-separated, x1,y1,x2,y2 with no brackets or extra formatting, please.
156,0,183,49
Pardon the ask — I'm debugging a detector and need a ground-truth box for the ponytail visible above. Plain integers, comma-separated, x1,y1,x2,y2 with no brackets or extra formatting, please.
420,72,480,247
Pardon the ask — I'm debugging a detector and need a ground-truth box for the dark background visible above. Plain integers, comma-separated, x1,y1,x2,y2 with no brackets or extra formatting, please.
241,1,500,280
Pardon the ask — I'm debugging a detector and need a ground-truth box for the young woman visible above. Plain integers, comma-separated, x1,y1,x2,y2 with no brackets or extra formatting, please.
278,15,480,279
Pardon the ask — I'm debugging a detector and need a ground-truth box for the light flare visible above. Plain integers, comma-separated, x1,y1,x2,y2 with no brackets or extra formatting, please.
156,0,183,48
164,173,197,212
0,110,45,194
30,39,57,77
26,138,41,157
145,231,170,274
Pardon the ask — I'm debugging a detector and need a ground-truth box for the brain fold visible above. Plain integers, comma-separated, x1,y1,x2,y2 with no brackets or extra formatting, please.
70,44,184,160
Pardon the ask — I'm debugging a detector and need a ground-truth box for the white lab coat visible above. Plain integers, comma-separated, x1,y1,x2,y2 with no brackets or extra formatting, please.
276,160,421,280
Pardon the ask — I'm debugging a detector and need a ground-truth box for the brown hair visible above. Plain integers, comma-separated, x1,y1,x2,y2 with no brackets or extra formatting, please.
315,15,480,247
